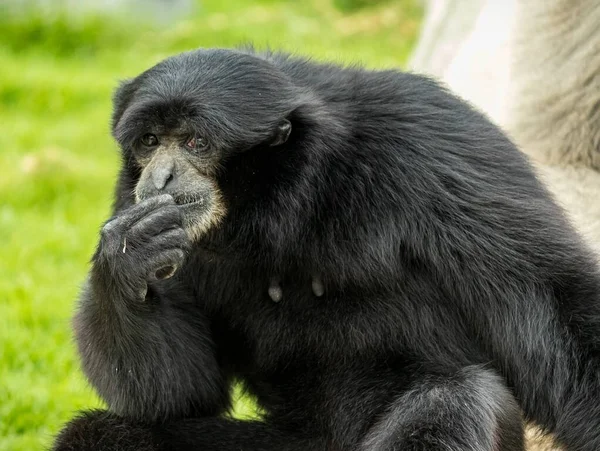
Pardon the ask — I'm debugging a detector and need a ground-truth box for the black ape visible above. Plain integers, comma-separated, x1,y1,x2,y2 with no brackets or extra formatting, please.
54,48,600,451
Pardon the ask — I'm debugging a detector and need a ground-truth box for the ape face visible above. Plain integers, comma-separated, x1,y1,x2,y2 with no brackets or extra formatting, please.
112,50,296,241
127,121,226,242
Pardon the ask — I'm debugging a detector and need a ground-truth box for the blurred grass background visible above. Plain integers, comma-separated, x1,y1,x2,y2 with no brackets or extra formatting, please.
0,1,422,449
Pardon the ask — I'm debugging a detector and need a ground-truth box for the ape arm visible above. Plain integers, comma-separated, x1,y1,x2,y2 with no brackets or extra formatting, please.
74,194,229,422
53,365,522,451
359,366,524,451
52,412,324,451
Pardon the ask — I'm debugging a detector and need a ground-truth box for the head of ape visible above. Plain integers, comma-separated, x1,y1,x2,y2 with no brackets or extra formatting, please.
111,49,299,242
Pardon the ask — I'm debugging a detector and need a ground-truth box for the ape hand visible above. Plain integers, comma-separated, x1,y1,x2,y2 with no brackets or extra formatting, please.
93,194,191,300
73,194,226,423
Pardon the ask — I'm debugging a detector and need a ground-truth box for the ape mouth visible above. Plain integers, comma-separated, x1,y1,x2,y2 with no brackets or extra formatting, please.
173,195,206,206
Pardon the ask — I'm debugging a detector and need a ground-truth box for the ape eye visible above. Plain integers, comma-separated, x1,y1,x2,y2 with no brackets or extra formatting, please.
140,134,159,147
185,136,208,151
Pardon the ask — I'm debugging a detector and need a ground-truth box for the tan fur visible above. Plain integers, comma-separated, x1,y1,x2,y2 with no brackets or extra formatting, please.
133,140,227,243
525,426,561,451
184,178,226,243
506,3,600,447
508,0,600,171
411,1,600,449
502,3,600,448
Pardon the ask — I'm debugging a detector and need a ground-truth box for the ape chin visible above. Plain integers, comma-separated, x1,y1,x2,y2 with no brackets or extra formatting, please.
52,47,600,451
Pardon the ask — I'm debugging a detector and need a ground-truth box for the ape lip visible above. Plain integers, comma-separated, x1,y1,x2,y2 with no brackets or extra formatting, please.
174,196,204,206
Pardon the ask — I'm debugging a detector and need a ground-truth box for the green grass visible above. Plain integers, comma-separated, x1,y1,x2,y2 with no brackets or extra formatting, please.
0,1,421,449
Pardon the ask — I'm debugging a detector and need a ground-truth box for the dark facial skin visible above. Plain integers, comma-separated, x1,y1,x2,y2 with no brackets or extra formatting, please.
127,110,319,298
53,48,600,451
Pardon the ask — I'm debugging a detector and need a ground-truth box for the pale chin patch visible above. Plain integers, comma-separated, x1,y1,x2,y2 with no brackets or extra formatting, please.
134,180,227,242
180,184,226,243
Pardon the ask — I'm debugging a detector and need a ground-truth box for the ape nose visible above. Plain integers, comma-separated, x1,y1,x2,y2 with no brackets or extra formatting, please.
152,161,174,190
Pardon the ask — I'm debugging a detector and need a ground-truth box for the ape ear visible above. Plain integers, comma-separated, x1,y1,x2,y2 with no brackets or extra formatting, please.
111,78,139,136
269,119,292,147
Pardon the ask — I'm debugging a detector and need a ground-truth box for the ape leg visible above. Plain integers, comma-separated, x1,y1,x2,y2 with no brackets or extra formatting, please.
52,410,327,451
359,366,524,451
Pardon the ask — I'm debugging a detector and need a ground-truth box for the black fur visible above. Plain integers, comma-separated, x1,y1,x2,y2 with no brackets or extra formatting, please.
53,48,600,451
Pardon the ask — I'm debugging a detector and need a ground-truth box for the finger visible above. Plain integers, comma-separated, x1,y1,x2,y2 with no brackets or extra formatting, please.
154,265,177,280
128,205,182,238
103,194,175,234
148,249,187,281
127,228,191,255
151,228,191,252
